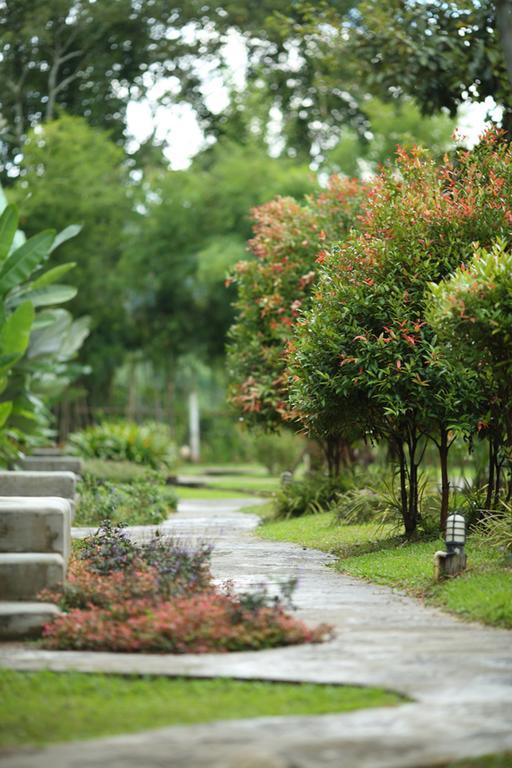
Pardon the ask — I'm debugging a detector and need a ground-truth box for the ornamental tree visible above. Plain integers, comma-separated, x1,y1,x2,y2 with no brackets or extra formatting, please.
428,239,512,509
227,177,365,474
290,131,512,534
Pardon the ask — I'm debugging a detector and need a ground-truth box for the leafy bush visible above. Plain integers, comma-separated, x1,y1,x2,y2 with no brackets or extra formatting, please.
428,239,512,505
42,523,213,608
75,474,177,526
333,488,397,525
452,485,488,531
79,521,138,574
42,592,331,653
69,421,176,468
333,472,445,535
0,200,89,466
228,178,366,431
289,132,512,535
273,474,351,519
474,501,512,557
41,523,331,653
252,430,305,475
82,459,150,483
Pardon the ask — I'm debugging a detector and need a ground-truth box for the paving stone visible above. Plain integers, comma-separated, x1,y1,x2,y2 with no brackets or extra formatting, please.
0,471,76,500
0,553,65,601
1,497,511,767
0,498,71,561
18,456,83,475
0,602,60,640
32,447,65,457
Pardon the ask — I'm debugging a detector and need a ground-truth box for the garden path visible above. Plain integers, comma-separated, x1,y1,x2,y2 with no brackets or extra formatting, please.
1,497,512,767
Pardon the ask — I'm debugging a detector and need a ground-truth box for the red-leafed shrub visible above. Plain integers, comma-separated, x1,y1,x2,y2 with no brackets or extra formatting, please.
227,177,365,431
42,592,330,653
41,524,331,653
289,130,512,534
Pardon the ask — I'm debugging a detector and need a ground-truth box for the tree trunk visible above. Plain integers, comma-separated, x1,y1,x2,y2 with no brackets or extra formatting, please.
47,54,59,121
484,437,495,515
496,1,512,91
306,438,326,473
403,431,420,538
438,428,450,532
493,444,504,509
407,447,419,537
325,436,339,478
396,439,415,536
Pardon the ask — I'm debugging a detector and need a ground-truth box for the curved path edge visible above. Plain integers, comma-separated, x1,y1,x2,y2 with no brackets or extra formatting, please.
1,497,512,767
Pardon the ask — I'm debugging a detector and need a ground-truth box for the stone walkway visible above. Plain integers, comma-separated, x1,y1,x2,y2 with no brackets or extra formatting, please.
1,498,512,767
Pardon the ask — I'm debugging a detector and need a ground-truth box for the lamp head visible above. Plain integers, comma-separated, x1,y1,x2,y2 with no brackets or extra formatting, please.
445,513,466,553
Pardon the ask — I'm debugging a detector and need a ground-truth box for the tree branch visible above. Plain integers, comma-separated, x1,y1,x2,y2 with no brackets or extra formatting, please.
496,0,512,90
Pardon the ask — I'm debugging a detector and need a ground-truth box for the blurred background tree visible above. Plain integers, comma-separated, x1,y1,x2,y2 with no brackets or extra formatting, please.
1,0,509,456
11,115,132,403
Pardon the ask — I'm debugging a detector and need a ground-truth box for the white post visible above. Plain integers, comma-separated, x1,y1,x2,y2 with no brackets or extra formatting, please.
188,389,200,462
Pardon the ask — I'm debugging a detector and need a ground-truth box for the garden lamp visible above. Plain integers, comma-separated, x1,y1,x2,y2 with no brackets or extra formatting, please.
445,513,466,554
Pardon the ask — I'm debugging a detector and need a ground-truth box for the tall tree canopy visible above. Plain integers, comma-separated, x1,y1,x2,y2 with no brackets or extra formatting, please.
124,137,316,372
346,1,512,129
11,115,132,401
0,0,208,169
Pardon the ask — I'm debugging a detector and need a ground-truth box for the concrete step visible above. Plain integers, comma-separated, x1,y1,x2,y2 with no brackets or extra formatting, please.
0,497,72,561
0,470,77,500
32,446,65,457
0,601,60,639
0,553,65,601
18,456,83,474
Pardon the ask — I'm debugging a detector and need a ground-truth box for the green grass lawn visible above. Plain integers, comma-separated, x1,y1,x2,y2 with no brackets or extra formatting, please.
0,671,404,747
201,474,280,494
175,485,256,500
258,512,396,557
442,755,512,767
257,512,512,628
176,463,280,495
177,462,268,477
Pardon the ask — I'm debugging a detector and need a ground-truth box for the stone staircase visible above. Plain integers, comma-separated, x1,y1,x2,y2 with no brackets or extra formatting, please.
0,450,82,639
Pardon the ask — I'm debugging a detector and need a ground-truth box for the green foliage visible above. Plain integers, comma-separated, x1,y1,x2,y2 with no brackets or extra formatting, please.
332,474,442,532
82,459,151,484
333,488,398,526
351,1,510,125
69,421,176,469
290,132,512,533
126,139,316,368
0,1,190,167
0,671,403,748
12,115,131,400
273,474,352,519
324,97,454,177
429,239,512,458
453,485,489,530
0,199,89,463
75,474,177,527
251,430,305,475
473,501,512,557
228,177,365,432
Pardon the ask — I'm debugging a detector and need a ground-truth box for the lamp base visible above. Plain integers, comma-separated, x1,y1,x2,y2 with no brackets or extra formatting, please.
433,549,467,581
